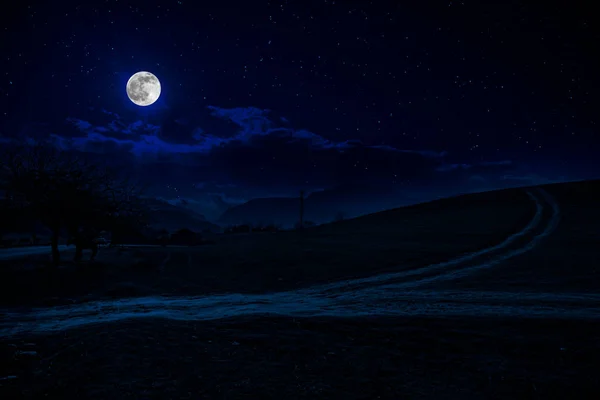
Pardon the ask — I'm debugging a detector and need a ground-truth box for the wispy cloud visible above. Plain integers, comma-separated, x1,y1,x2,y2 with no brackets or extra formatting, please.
67,118,93,131
501,173,560,184
435,163,472,172
66,117,160,136
64,106,447,161
205,106,446,156
436,159,513,172
481,160,513,167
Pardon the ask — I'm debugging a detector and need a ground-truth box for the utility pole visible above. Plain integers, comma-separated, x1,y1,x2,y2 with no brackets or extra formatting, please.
299,190,305,229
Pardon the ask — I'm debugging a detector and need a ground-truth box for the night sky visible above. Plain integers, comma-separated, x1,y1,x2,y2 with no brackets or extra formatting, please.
1,0,599,220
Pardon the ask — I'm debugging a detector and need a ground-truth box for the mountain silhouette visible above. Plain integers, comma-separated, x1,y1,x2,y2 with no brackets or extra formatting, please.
217,183,429,228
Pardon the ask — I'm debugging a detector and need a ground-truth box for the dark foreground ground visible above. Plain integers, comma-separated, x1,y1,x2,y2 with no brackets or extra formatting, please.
2,316,599,399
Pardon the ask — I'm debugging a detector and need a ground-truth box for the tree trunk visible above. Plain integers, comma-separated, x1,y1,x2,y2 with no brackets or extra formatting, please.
51,229,60,267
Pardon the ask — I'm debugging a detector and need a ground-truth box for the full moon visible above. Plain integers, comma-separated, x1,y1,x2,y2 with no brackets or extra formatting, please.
126,71,161,106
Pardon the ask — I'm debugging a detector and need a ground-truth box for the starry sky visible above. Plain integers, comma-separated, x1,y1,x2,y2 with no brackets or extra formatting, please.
1,0,599,220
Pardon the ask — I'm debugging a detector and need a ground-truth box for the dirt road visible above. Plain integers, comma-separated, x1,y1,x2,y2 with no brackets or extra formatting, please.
4,188,597,339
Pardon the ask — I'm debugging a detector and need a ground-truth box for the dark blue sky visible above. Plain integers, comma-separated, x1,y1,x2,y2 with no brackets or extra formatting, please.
1,0,599,219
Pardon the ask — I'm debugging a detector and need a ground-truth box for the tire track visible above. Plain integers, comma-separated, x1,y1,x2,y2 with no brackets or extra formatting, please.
321,187,560,295
370,187,560,290
300,188,548,295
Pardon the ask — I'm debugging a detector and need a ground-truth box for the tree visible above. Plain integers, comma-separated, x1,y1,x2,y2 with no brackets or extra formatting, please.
0,141,146,267
170,228,200,246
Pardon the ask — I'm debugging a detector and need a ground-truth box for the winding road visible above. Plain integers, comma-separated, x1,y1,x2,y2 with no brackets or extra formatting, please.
2,188,598,338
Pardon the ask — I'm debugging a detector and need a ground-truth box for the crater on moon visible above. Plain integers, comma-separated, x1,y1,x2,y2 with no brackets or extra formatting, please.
126,71,161,106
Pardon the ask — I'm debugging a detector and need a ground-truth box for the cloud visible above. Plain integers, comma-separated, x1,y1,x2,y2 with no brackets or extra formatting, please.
205,106,448,157
286,129,351,150
15,104,524,212
500,174,560,185
436,159,513,172
66,118,93,132
100,109,121,119
66,117,160,137
370,145,447,158
207,106,274,133
435,163,472,172
62,106,448,165
481,160,513,167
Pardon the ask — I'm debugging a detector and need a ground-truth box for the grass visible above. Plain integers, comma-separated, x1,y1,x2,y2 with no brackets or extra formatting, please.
0,188,535,306
2,316,600,399
419,180,600,293
2,182,599,399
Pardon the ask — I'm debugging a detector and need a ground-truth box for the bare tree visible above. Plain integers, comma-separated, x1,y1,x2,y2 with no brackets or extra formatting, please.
0,141,146,267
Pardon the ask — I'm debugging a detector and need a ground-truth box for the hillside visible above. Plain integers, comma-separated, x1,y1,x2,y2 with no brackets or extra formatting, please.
1,182,540,304
2,179,600,399
217,183,430,227
142,198,221,233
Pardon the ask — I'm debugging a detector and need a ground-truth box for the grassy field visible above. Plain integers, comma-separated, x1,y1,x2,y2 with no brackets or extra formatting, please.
419,180,600,293
0,188,535,307
2,183,599,399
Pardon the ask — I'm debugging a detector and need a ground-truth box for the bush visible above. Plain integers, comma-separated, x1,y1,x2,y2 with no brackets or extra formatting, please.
170,228,201,245
224,224,251,234
224,224,279,234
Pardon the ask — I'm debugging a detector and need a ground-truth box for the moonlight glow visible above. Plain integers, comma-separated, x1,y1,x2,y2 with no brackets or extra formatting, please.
126,71,161,106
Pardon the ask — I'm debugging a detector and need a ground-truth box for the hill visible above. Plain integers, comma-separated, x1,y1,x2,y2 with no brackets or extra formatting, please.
2,179,600,400
142,197,221,233
217,183,430,227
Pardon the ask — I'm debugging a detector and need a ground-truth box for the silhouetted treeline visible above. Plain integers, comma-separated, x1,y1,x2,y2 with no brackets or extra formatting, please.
169,228,202,245
0,141,147,266
109,227,209,246
224,223,280,234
